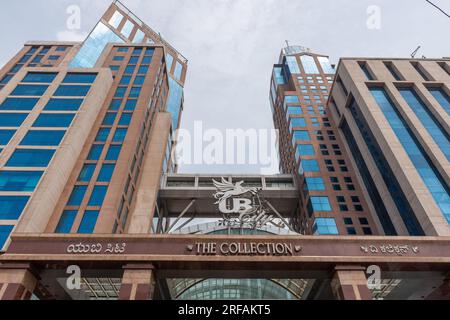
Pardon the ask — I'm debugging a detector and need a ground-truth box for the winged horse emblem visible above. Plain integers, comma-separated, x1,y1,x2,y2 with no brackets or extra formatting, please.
212,178,258,204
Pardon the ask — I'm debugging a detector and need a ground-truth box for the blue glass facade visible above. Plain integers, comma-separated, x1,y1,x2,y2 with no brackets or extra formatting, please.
370,87,450,225
429,87,450,116
167,77,183,129
398,88,450,161
70,22,124,68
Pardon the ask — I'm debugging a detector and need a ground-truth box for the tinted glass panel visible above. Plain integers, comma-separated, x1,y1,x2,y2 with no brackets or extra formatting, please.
11,85,48,96
77,210,99,234
87,145,104,160
44,98,83,111
33,114,75,127
0,171,43,191
88,186,108,206
54,85,90,96
0,130,16,145
0,196,30,220
22,72,57,83
105,145,122,160
97,164,115,182
0,98,39,110
20,130,65,146
0,114,28,127
67,186,87,206
78,164,96,182
62,73,97,84
0,225,14,249
55,210,77,233
6,149,55,167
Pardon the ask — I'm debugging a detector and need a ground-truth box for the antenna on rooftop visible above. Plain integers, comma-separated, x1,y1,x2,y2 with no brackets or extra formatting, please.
411,46,421,58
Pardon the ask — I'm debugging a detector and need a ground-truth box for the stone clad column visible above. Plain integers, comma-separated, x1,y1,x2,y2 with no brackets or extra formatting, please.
118,264,155,300
331,265,373,300
0,264,38,300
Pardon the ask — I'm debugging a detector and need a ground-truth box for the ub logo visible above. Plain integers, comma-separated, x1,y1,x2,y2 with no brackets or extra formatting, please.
212,178,281,229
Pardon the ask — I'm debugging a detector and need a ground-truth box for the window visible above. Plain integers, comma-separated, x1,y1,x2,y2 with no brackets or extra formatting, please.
371,87,450,224
384,62,402,80
305,177,326,191
87,144,104,160
105,145,122,160
44,98,83,111
97,164,115,182
138,66,149,74
313,218,338,235
48,55,60,61
55,210,77,233
62,73,97,84
129,57,139,64
11,85,48,96
78,164,96,182
77,210,99,234
174,62,183,81
133,29,145,43
411,62,432,81
67,186,87,206
285,56,300,74
88,186,108,206
129,87,141,98
0,171,43,191
0,196,30,219
166,54,174,71
114,87,126,98
112,128,127,142
0,225,14,249
0,130,16,145
290,118,307,128
6,149,55,167
300,159,320,172
109,99,122,110
56,46,67,52
54,85,91,96
95,128,111,142
125,99,137,111
109,11,124,29
102,113,117,126
297,144,315,156
118,113,132,126
286,106,302,116
142,56,151,64
293,130,310,141
33,114,75,127
398,87,450,161
121,20,134,38
117,47,128,52
309,196,332,212
125,65,135,74
318,56,335,74
120,76,131,85
0,114,28,127
429,87,450,115
134,76,145,85
20,130,65,146
300,55,319,74
22,72,57,83
113,56,124,61
359,62,374,80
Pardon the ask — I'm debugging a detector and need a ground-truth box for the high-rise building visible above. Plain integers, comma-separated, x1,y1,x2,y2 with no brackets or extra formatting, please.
269,46,379,236
0,0,186,249
0,3,448,301
328,57,450,236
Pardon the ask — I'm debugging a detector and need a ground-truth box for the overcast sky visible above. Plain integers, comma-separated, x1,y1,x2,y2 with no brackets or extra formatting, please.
1,0,449,174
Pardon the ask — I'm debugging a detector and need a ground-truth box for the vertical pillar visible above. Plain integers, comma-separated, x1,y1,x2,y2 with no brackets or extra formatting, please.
0,264,38,300
118,263,155,300
331,265,373,300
